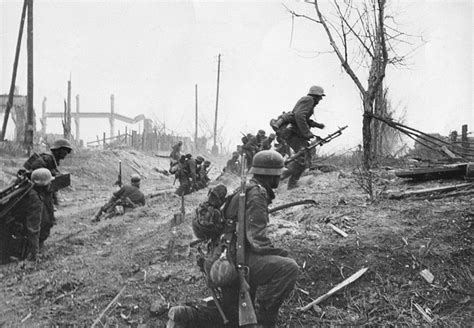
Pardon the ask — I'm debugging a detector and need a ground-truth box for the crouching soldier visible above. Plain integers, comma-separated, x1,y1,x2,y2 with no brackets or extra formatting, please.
0,168,53,264
92,174,145,222
167,150,299,328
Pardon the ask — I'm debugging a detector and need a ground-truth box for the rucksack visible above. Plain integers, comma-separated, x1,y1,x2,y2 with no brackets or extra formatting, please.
270,111,297,140
0,176,34,223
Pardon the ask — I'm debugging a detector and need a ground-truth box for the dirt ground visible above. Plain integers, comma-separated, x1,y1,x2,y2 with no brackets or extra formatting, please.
0,148,472,327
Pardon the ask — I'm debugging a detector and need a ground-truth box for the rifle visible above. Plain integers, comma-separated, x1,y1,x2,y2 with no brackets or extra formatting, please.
197,249,229,325
114,160,122,187
236,153,258,326
285,125,348,165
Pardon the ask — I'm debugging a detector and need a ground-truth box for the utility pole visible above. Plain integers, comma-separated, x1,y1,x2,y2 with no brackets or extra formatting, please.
1,0,27,141
25,0,34,154
75,94,80,142
64,77,72,139
212,54,221,155
195,84,198,152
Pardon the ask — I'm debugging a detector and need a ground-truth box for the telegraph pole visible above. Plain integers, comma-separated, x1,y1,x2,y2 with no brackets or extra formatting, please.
212,54,221,155
195,84,198,151
1,0,27,141
25,0,34,153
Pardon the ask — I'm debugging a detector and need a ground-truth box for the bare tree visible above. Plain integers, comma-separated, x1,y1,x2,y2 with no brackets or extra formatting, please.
287,0,416,168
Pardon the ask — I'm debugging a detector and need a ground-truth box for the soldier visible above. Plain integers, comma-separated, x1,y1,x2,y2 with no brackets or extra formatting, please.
22,138,72,246
169,141,183,174
225,151,241,174
175,154,197,196
274,136,291,158
256,129,267,147
0,168,53,264
261,133,276,151
200,160,211,186
284,85,326,189
242,133,259,171
92,174,145,222
167,150,299,328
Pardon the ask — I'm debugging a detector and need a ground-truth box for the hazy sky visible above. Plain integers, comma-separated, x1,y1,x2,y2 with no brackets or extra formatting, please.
1,0,472,153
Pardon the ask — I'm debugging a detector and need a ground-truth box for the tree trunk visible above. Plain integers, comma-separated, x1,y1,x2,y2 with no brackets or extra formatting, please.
362,95,372,169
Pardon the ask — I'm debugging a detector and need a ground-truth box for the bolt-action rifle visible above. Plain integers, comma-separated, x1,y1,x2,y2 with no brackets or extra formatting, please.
114,160,122,188
236,153,258,326
285,125,348,165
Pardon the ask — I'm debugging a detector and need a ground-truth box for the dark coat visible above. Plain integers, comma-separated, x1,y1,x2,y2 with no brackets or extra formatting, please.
225,178,287,256
292,96,316,139
113,184,145,206
0,187,43,263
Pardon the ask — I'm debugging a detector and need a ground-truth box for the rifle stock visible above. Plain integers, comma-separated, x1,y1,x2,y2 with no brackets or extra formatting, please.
285,125,348,165
237,153,258,326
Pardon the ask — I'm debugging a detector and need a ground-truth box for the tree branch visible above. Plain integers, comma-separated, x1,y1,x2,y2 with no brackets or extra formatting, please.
313,0,366,95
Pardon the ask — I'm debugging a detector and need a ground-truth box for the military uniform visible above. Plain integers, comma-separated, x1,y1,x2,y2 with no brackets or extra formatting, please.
225,178,298,327
0,187,44,264
168,178,298,328
242,134,259,170
175,156,197,196
225,154,241,174
112,184,145,207
23,153,59,245
285,93,324,189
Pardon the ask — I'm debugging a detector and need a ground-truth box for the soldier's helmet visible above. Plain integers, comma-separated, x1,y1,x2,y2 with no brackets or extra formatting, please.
31,168,54,186
196,156,205,164
50,138,73,152
249,150,284,176
232,151,239,157
308,85,326,97
203,160,211,167
257,129,266,135
131,174,141,185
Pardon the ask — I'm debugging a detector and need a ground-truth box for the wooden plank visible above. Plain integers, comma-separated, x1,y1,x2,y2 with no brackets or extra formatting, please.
328,223,348,237
386,182,473,199
298,268,368,312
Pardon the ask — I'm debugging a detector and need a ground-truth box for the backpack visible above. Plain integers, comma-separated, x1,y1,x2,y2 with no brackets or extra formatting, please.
192,183,261,287
270,111,297,140
0,176,34,223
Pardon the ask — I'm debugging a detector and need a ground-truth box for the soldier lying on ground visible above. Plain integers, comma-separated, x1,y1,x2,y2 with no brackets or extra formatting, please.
92,174,145,222
0,168,54,264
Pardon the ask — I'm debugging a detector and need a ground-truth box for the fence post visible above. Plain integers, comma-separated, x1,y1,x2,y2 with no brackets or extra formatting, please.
461,124,469,158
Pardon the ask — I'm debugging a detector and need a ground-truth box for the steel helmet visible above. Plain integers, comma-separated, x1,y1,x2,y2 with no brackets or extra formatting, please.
51,138,72,151
308,85,326,96
209,249,238,287
131,174,141,184
196,156,205,164
249,150,284,175
31,168,54,186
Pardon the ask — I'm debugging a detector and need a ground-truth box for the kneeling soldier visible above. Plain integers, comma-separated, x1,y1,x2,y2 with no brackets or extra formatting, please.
92,174,145,222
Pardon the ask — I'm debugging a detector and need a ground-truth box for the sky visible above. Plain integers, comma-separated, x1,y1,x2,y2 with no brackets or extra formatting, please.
1,0,472,154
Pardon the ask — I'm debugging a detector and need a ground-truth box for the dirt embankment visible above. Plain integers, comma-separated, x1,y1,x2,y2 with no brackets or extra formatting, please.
0,149,472,327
